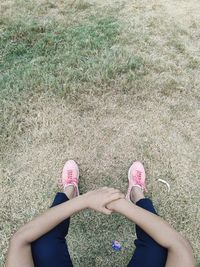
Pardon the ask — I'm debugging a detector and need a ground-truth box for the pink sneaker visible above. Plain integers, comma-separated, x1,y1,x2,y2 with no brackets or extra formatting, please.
126,161,147,201
60,160,80,197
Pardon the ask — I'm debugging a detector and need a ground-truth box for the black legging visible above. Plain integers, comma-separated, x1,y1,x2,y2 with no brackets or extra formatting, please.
31,193,167,267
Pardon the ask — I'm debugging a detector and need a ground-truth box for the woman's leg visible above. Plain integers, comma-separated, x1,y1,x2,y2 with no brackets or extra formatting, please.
127,187,167,267
31,192,73,267
31,160,80,267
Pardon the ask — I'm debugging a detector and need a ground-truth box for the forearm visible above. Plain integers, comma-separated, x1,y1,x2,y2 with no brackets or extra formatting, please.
6,187,124,267
15,194,87,244
108,199,195,266
109,199,189,249
6,196,87,267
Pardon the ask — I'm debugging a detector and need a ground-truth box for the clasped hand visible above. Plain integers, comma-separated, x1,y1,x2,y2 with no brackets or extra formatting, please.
83,187,125,215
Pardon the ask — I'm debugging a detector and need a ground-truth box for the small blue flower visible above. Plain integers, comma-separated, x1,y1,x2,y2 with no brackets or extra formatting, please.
112,240,122,251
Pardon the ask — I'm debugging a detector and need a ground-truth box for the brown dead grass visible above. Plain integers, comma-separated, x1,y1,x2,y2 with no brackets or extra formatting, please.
1,89,200,265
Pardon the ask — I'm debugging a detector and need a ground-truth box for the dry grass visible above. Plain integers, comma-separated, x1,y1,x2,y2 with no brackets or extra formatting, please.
1,0,200,266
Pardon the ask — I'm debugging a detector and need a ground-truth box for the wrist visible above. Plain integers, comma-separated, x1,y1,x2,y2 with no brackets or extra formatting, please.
68,194,89,213
79,193,90,209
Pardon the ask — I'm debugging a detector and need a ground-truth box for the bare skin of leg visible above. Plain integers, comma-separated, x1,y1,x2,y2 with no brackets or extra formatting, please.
130,186,145,203
64,185,76,200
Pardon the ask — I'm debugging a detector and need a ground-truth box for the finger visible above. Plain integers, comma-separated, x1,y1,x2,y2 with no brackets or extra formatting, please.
108,189,121,194
96,187,106,193
110,192,125,198
104,188,119,195
106,204,114,212
101,207,112,215
107,193,125,203
105,187,113,192
101,186,109,190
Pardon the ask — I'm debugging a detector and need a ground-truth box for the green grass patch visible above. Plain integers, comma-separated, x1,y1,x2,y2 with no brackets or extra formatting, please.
0,14,143,151
0,15,143,99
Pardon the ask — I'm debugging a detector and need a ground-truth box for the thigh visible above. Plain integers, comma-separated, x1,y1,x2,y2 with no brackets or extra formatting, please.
32,235,73,267
127,199,167,267
31,193,73,267
127,239,167,267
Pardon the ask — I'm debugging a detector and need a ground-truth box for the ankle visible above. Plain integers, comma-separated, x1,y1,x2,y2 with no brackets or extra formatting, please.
64,185,76,199
130,186,145,203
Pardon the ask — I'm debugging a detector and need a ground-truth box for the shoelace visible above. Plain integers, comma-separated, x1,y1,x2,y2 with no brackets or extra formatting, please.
67,170,73,179
133,170,144,187
65,170,78,185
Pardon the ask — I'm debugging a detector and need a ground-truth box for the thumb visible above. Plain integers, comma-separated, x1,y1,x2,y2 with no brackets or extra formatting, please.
102,207,112,215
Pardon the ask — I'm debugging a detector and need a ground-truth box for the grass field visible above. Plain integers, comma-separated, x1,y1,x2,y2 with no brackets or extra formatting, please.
0,0,200,266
